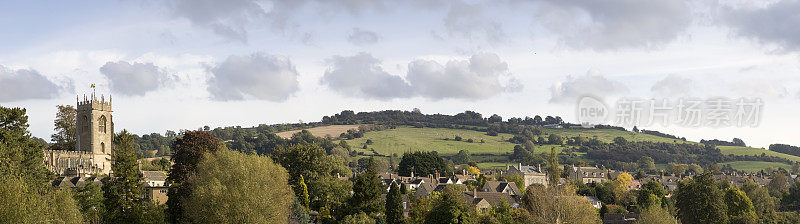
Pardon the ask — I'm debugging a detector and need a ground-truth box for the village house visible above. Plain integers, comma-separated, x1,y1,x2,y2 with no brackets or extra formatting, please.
505,163,548,188
482,181,522,197
570,165,608,184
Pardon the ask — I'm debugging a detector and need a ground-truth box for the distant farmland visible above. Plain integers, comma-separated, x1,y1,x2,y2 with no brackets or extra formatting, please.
275,125,360,138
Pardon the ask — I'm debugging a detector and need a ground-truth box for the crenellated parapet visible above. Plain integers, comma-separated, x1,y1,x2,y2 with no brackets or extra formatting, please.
77,94,112,112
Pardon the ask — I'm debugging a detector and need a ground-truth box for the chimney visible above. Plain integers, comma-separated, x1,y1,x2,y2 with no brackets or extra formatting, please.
538,164,542,172
473,187,477,197
411,171,414,178
463,169,466,176
660,171,664,180
519,163,522,170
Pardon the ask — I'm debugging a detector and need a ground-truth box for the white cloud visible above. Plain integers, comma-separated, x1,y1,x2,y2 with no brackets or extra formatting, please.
347,28,381,46
207,53,299,101
406,52,519,100
0,65,71,102
550,72,629,103
321,53,412,99
99,61,169,96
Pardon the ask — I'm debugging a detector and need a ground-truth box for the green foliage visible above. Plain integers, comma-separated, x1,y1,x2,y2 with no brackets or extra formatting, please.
675,172,729,224
637,156,655,172
613,136,627,145
548,134,563,145
342,212,376,224
452,150,471,164
425,185,475,224
397,151,452,177
291,199,312,224
75,183,104,223
547,147,560,187
385,182,404,224
49,105,76,151
183,149,293,223
348,170,384,216
167,130,224,224
0,106,49,184
520,184,600,224
638,206,676,224
724,187,757,222
768,172,790,197
505,174,524,193
102,130,165,224
0,176,83,224
295,174,310,209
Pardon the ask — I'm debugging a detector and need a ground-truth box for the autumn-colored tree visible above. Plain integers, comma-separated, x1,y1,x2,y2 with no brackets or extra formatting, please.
467,166,480,175
167,131,224,224
49,105,76,151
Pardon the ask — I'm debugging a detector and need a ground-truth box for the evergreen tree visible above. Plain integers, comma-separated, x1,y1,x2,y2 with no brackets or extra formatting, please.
102,130,165,224
547,147,561,187
386,182,404,224
295,174,310,209
349,170,384,216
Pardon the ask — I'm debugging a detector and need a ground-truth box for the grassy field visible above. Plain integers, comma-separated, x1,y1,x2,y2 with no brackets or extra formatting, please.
275,125,360,138
543,128,694,144
476,162,511,170
346,126,570,156
720,161,792,173
718,146,800,162
347,126,517,156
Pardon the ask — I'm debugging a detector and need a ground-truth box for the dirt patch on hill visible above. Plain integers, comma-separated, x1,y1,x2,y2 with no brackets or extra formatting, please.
275,125,360,139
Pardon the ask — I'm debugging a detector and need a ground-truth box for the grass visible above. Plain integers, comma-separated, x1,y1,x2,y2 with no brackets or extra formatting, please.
476,162,511,170
720,161,792,173
275,125,360,138
718,146,800,162
347,126,517,156
543,128,694,144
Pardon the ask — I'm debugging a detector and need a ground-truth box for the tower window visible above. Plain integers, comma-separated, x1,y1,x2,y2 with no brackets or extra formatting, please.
101,142,105,154
99,116,107,133
82,115,89,132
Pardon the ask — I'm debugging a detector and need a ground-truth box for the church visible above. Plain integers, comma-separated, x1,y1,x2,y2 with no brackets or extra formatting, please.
43,94,113,176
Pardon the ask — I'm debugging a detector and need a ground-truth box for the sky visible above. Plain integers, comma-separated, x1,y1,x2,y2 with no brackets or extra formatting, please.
1,0,799,148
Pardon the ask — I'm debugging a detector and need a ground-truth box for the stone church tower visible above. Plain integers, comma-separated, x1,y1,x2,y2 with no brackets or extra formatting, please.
75,94,114,174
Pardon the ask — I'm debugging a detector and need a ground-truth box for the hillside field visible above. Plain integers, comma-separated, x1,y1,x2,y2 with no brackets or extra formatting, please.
543,128,694,144
719,146,800,162
720,161,792,173
275,125,360,138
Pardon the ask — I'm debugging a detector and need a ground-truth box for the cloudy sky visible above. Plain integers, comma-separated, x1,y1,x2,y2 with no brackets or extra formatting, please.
1,0,799,148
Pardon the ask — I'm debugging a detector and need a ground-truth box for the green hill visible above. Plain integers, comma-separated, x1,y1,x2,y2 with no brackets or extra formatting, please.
543,128,693,144
719,145,800,162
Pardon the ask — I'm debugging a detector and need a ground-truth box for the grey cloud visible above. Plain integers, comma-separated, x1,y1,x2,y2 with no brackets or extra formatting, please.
166,0,267,43
321,53,412,100
320,52,520,100
723,1,800,52
550,73,629,104
443,1,505,43
651,74,693,97
207,53,299,101
535,0,691,50
99,61,167,96
347,28,380,46
0,65,69,102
